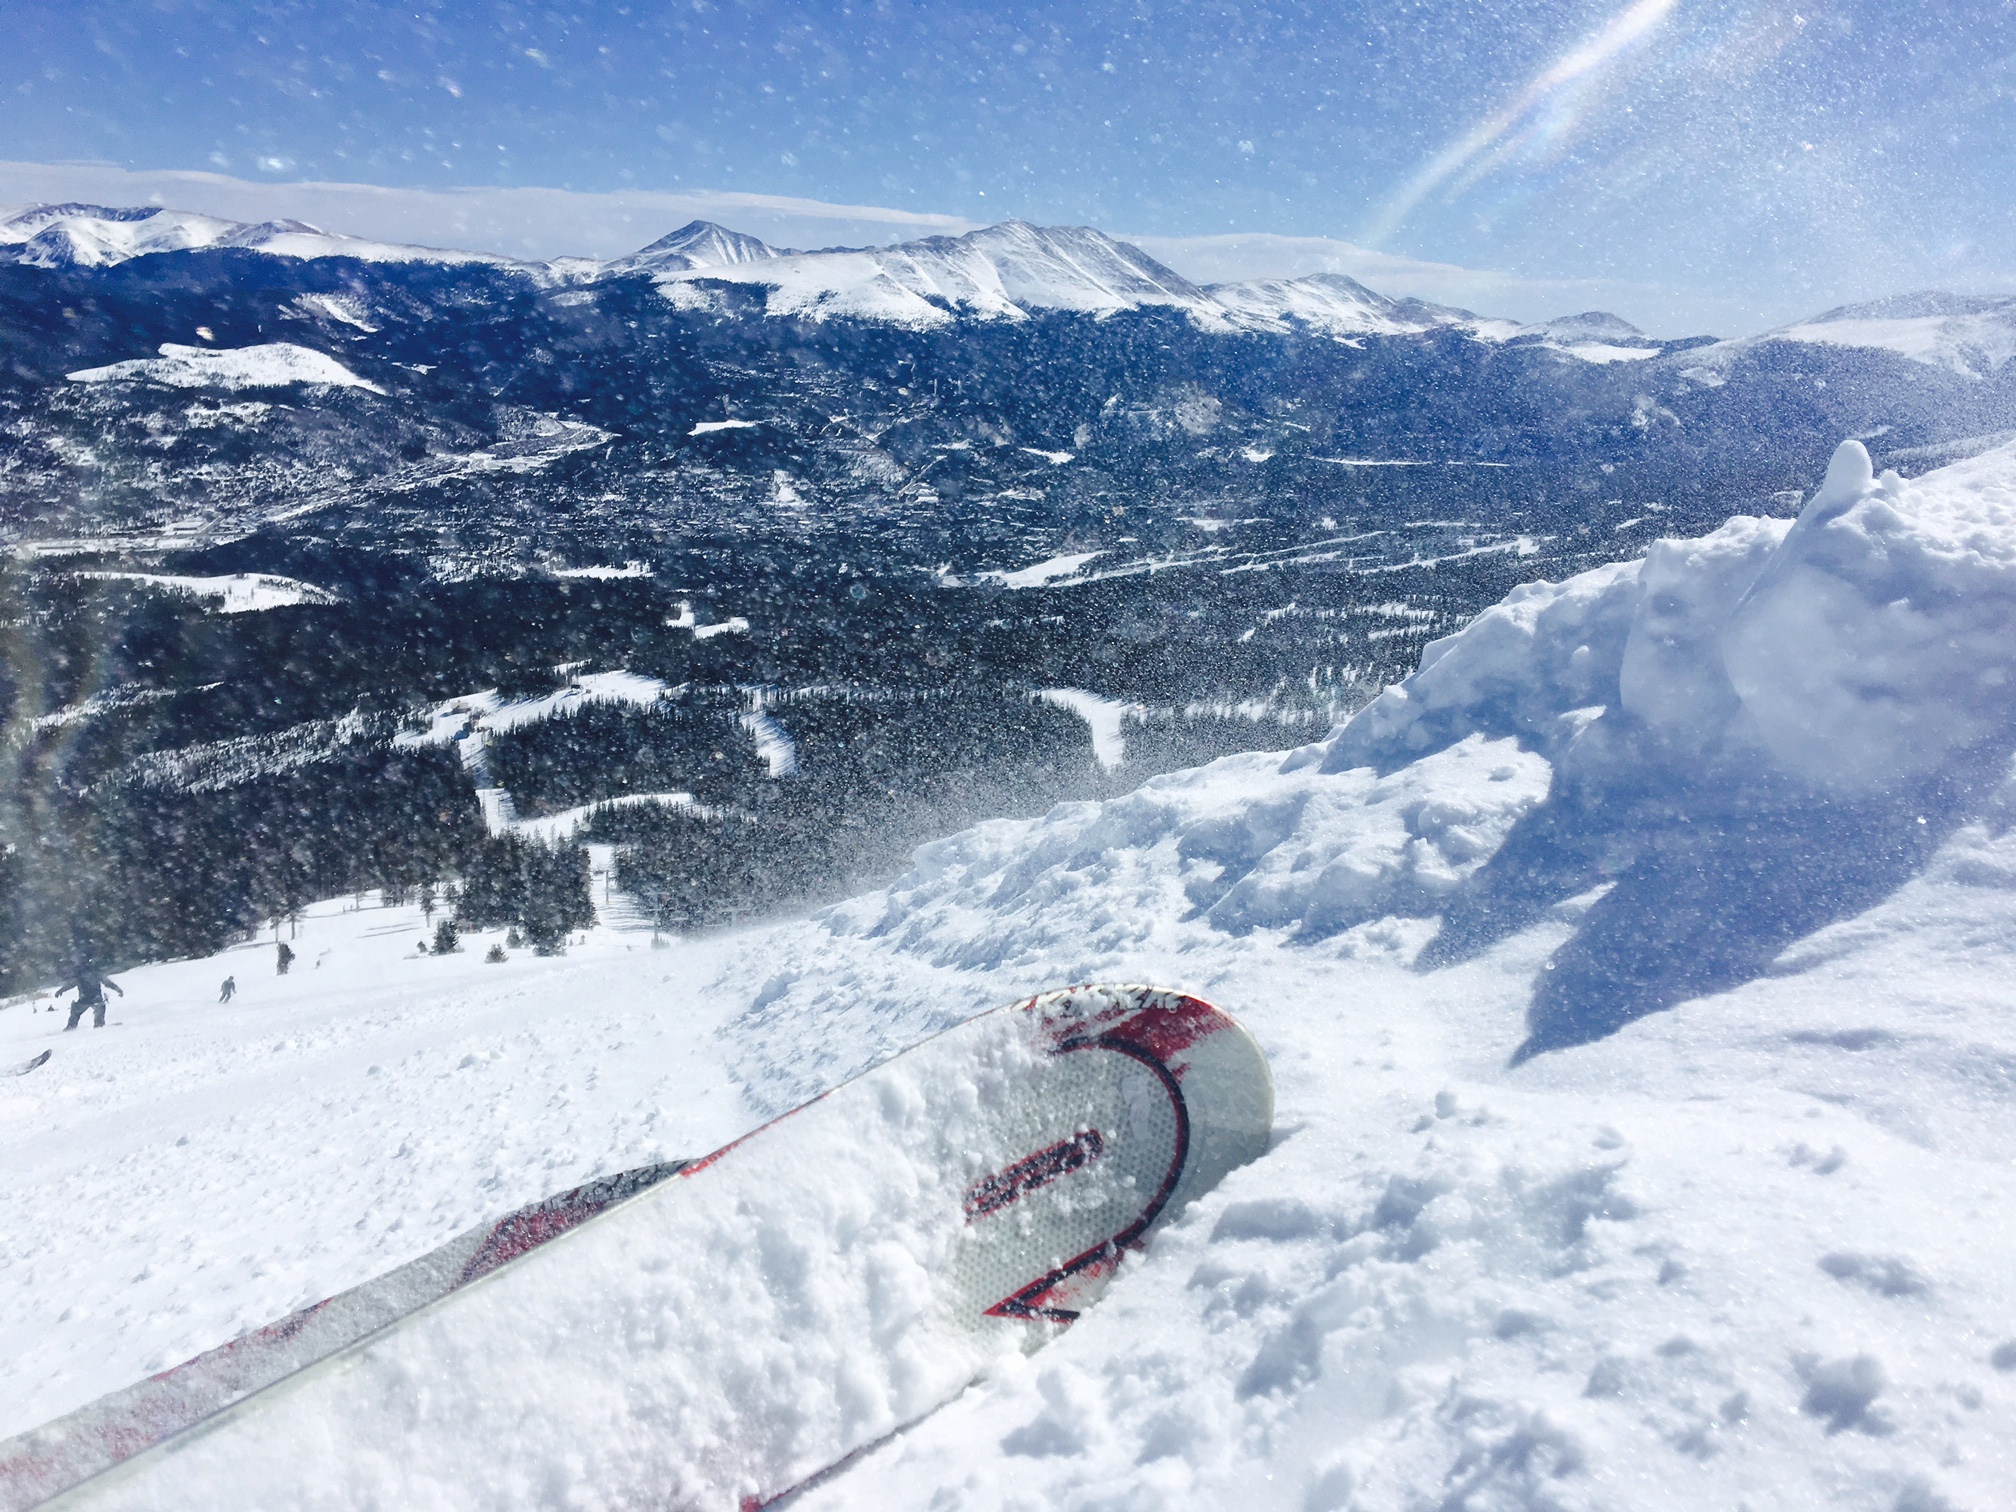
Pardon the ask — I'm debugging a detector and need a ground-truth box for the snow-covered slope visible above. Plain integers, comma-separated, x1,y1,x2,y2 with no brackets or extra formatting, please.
66,342,386,393
7,439,2016,1508
1687,291,2016,380
75,571,340,614
1201,272,1468,339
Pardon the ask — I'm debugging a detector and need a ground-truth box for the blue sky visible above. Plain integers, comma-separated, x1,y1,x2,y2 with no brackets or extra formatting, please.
5,1,2013,333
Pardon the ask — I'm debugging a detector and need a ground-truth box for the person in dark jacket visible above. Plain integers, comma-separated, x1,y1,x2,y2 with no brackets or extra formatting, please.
276,941,295,976
219,975,237,1003
57,964,123,1030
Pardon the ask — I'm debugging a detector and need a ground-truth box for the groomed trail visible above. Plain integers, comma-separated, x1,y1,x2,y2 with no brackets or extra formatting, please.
7,440,2016,1510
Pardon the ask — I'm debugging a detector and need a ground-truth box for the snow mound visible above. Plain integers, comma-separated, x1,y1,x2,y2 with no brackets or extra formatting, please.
1306,435,2016,1056
1319,437,2016,793
67,343,386,394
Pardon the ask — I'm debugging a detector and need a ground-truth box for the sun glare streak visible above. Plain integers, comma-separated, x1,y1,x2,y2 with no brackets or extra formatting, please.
1363,0,1681,247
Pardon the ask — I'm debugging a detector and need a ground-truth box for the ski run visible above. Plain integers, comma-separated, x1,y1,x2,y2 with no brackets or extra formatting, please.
6,439,2016,1508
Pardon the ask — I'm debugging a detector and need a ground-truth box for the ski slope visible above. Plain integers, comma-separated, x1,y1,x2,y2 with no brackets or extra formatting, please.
7,442,2016,1508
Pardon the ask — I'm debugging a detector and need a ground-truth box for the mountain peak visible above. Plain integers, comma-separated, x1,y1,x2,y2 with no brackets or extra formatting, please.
607,220,783,275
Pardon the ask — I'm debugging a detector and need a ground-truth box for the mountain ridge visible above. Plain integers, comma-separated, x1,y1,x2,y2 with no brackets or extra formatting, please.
2,202,1670,347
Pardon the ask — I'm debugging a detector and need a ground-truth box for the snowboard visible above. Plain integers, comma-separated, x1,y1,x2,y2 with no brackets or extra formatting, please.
1,984,1272,1512
7,1051,50,1077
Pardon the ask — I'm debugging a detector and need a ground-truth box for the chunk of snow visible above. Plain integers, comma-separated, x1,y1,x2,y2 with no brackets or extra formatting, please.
689,419,764,435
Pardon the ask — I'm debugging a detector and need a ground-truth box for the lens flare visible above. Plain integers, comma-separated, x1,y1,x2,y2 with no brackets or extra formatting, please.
1364,0,1680,247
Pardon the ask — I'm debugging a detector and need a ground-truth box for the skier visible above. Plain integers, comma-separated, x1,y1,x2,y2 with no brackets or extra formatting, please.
219,975,237,1003
56,962,123,1030
276,941,295,976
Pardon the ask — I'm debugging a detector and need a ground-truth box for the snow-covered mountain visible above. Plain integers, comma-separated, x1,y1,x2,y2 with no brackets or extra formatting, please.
0,203,1669,355
1685,291,2016,381
0,202,510,271
7,436,2015,1509
646,219,1227,328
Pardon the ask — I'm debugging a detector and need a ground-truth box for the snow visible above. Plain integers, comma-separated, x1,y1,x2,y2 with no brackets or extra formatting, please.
10,440,2016,1508
76,572,339,614
981,551,1106,588
693,615,751,639
689,418,765,435
66,343,386,395
1036,688,1143,771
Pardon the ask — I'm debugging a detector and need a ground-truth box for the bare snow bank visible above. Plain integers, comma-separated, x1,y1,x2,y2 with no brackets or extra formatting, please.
67,343,386,394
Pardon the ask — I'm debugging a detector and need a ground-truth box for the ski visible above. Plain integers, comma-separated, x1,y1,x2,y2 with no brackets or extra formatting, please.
1,984,1273,1512
7,1051,50,1078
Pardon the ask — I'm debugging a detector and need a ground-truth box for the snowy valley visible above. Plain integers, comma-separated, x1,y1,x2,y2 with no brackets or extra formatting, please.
6,435,2016,1509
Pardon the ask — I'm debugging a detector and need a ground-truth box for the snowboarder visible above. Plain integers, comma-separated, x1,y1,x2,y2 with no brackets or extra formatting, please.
219,976,237,1003
276,941,295,976
56,963,123,1030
